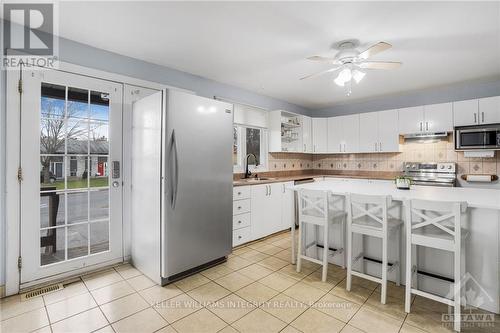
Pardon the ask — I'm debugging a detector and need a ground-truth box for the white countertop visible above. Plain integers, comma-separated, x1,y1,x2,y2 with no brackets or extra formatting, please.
291,179,500,210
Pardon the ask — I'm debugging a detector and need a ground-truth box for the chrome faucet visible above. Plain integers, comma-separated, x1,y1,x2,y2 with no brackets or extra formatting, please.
245,153,259,178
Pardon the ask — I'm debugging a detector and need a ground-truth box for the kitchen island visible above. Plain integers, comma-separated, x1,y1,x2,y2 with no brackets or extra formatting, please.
290,178,500,313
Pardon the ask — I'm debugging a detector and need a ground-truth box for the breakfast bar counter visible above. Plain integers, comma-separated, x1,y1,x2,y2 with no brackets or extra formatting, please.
289,179,500,313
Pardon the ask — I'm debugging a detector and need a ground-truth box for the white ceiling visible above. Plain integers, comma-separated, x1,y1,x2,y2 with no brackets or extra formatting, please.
58,1,500,109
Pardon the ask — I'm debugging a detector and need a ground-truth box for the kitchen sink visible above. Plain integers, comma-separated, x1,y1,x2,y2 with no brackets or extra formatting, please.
240,177,276,182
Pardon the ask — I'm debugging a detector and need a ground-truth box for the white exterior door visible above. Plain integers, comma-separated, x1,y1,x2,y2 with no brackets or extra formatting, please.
20,69,123,284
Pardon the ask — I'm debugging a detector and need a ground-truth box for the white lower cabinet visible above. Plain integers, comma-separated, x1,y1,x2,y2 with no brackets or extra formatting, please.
280,181,295,231
250,183,282,240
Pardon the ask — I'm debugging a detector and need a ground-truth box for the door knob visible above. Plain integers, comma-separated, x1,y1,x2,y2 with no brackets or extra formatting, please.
112,181,120,188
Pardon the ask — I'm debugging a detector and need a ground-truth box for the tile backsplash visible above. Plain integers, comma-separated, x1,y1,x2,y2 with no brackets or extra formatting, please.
268,136,499,177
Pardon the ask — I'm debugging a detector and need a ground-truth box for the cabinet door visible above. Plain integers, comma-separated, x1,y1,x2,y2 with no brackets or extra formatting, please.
424,103,453,132
453,99,478,126
479,96,500,124
359,112,379,153
268,183,284,234
302,115,313,153
342,114,359,153
398,106,424,134
268,111,282,152
378,109,400,152
250,184,269,240
312,118,328,153
327,117,342,153
280,182,294,231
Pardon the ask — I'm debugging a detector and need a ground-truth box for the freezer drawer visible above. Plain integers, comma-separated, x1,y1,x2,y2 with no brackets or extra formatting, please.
233,213,251,230
233,227,251,246
233,199,250,215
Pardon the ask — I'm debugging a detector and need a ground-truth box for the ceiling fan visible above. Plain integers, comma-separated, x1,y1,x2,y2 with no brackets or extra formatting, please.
301,40,402,95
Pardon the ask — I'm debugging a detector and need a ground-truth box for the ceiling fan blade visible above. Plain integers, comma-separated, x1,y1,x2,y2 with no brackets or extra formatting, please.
358,61,401,70
307,55,337,62
358,42,392,60
300,66,341,80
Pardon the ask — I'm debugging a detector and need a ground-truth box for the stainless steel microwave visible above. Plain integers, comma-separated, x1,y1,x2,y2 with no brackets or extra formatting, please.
455,124,500,150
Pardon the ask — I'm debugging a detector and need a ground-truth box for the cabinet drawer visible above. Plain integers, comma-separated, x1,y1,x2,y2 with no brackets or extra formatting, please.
233,186,250,200
233,213,251,230
233,199,250,215
233,227,251,247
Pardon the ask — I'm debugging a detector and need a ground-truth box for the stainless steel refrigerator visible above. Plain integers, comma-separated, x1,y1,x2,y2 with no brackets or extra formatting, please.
130,89,233,284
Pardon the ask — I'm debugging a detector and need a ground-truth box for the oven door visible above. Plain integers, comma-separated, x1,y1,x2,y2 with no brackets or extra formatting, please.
456,127,500,150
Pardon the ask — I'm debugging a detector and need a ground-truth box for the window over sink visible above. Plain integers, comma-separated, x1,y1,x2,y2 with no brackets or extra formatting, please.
233,125,268,173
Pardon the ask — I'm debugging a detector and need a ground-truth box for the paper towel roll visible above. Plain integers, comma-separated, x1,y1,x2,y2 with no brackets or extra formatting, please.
463,175,494,182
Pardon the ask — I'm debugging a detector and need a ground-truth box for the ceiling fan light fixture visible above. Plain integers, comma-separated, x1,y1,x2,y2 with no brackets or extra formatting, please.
352,69,365,83
334,67,352,87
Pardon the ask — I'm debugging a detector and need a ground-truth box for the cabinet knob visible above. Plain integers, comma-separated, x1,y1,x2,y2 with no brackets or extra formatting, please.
237,206,242,210
237,192,241,195
238,235,242,239
238,220,242,224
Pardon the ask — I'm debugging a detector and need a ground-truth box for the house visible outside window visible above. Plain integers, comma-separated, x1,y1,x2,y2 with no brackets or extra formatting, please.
233,125,267,173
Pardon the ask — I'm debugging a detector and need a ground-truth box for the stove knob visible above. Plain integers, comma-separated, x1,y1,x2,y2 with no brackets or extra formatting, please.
448,165,453,170
440,165,445,169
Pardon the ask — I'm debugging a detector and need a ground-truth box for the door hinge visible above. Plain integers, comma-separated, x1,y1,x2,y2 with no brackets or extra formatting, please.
18,79,23,94
17,256,22,270
17,167,23,183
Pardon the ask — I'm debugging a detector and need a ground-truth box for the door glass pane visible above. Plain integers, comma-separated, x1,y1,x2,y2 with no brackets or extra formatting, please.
233,127,239,166
40,156,64,191
67,156,88,189
90,156,109,187
67,192,88,224
246,127,261,165
67,87,88,119
90,121,109,154
90,91,109,121
90,221,109,254
40,227,65,265
67,224,89,259
39,82,112,267
90,189,109,221
40,191,65,228
67,119,89,154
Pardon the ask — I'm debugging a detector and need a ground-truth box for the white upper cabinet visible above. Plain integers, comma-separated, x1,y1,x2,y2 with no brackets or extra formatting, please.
453,99,479,126
359,110,399,153
454,97,500,127
378,109,400,152
359,112,379,152
302,115,313,153
342,115,360,153
312,118,328,153
479,96,500,125
399,104,452,134
328,114,359,153
398,106,424,134
424,103,453,132
327,117,343,153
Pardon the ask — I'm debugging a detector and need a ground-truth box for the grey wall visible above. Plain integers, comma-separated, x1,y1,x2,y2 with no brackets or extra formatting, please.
311,77,500,117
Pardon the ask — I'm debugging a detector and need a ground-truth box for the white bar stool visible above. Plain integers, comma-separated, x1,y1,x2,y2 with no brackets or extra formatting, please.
404,199,468,332
296,189,346,282
346,193,402,304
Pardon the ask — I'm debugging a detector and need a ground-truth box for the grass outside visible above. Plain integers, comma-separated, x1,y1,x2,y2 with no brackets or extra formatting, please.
41,177,109,190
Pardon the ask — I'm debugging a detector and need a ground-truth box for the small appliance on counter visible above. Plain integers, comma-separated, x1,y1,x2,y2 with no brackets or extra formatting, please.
395,176,412,190
403,162,457,187
461,174,499,183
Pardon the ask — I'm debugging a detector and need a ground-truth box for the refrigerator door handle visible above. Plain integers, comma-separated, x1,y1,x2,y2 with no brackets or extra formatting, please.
170,129,179,209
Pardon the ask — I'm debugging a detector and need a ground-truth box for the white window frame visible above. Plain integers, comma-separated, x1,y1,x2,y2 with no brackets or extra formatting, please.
233,125,268,173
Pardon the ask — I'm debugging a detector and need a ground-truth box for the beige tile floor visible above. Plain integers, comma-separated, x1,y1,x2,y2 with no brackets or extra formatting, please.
1,231,499,333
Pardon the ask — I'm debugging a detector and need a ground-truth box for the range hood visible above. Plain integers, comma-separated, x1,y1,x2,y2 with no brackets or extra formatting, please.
404,132,448,140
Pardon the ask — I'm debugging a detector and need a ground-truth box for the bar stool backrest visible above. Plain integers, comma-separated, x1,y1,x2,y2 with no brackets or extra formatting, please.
347,193,392,230
298,189,329,226
405,199,467,242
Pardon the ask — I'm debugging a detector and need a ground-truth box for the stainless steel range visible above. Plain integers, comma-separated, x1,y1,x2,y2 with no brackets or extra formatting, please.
403,162,457,187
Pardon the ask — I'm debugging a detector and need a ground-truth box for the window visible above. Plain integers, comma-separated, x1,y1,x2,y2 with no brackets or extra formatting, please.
233,125,267,173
